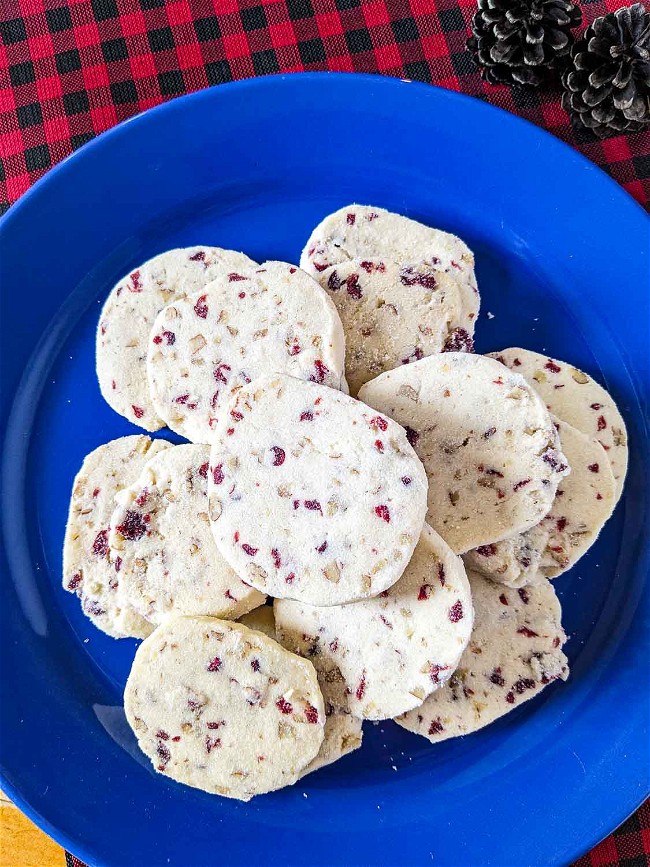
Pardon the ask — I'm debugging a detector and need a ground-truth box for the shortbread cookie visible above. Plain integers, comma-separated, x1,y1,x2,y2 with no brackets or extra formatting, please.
464,418,616,586
124,617,325,800
318,259,476,396
239,605,277,641
395,571,569,742
300,205,477,305
208,374,428,605
97,246,255,430
274,524,473,720
147,261,347,442
489,348,628,500
300,711,363,778
358,354,570,554
109,444,265,625
63,435,170,638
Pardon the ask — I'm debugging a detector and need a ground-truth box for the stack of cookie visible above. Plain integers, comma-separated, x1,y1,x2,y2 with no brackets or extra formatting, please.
63,205,627,800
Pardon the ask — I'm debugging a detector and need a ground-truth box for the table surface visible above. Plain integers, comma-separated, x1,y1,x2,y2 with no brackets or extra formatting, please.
1,1,648,866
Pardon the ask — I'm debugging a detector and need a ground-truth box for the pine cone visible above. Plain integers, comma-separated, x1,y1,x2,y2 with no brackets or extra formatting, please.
562,4,650,138
467,0,582,87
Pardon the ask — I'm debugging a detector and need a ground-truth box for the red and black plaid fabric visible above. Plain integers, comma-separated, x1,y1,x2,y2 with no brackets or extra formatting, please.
1,0,650,212
2,1,649,864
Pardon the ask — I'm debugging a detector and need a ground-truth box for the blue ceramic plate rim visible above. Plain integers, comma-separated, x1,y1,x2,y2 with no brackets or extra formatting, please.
0,72,648,867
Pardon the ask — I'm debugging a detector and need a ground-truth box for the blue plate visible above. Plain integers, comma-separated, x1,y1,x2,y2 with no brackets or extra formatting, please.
1,73,648,867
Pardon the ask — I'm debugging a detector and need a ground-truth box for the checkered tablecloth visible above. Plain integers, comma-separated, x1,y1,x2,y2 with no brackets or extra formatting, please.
2,1,649,865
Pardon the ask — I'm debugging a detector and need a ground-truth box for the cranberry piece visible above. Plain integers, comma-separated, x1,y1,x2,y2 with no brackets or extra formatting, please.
300,410,313,421
214,363,231,384
189,250,206,262
194,294,208,318
418,584,431,601
271,446,285,466
156,742,170,770
483,427,497,440
513,479,531,492
517,626,539,637
543,453,568,472
449,600,464,622
429,663,449,683
304,705,319,724
505,692,515,704
114,556,122,573
591,403,603,410
207,721,224,729
205,736,222,753
499,593,509,605
207,657,222,672
400,267,437,289
238,291,246,299
304,500,322,514
276,697,293,714
128,270,142,292
327,271,341,291
544,361,561,373
597,415,607,431
293,500,300,510
271,548,281,569
242,544,258,556
374,504,390,523
230,409,243,421
228,272,246,282
438,564,446,586
289,342,301,356
67,573,82,591
92,529,109,558
355,672,367,701
490,668,505,686
212,464,224,485
285,572,295,584
369,416,388,432
346,212,356,225
517,588,530,604
588,463,599,473
556,516,567,531
428,719,444,735
443,328,474,353
116,510,147,541
404,426,419,448
309,360,330,384
476,544,497,558
374,439,384,453
198,462,209,479
132,405,144,419
316,541,327,553
401,346,424,364
345,274,362,299
401,476,412,486
313,262,328,272
156,730,169,740
251,659,260,672
513,678,535,694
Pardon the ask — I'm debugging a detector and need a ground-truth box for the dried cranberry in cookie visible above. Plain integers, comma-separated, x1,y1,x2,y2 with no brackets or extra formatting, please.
489,348,628,501
147,262,347,443
62,435,171,638
317,258,476,396
274,524,473,720
109,444,265,625
358,353,570,554
208,373,427,606
463,418,616,587
394,571,569,741
300,205,478,304
124,617,325,800
96,247,256,430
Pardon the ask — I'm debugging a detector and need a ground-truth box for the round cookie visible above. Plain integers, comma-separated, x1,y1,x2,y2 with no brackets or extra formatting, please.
97,246,255,430
109,444,265,625
62,435,170,639
394,571,569,742
238,605,277,641
358,353,570,554
124,617,325,800
146,261,347,443
208,373,428,606
318,258,476,396
300,204,478,304
463,418,616,587
299,711,363,778
274,524,473,720
489,348,628,501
